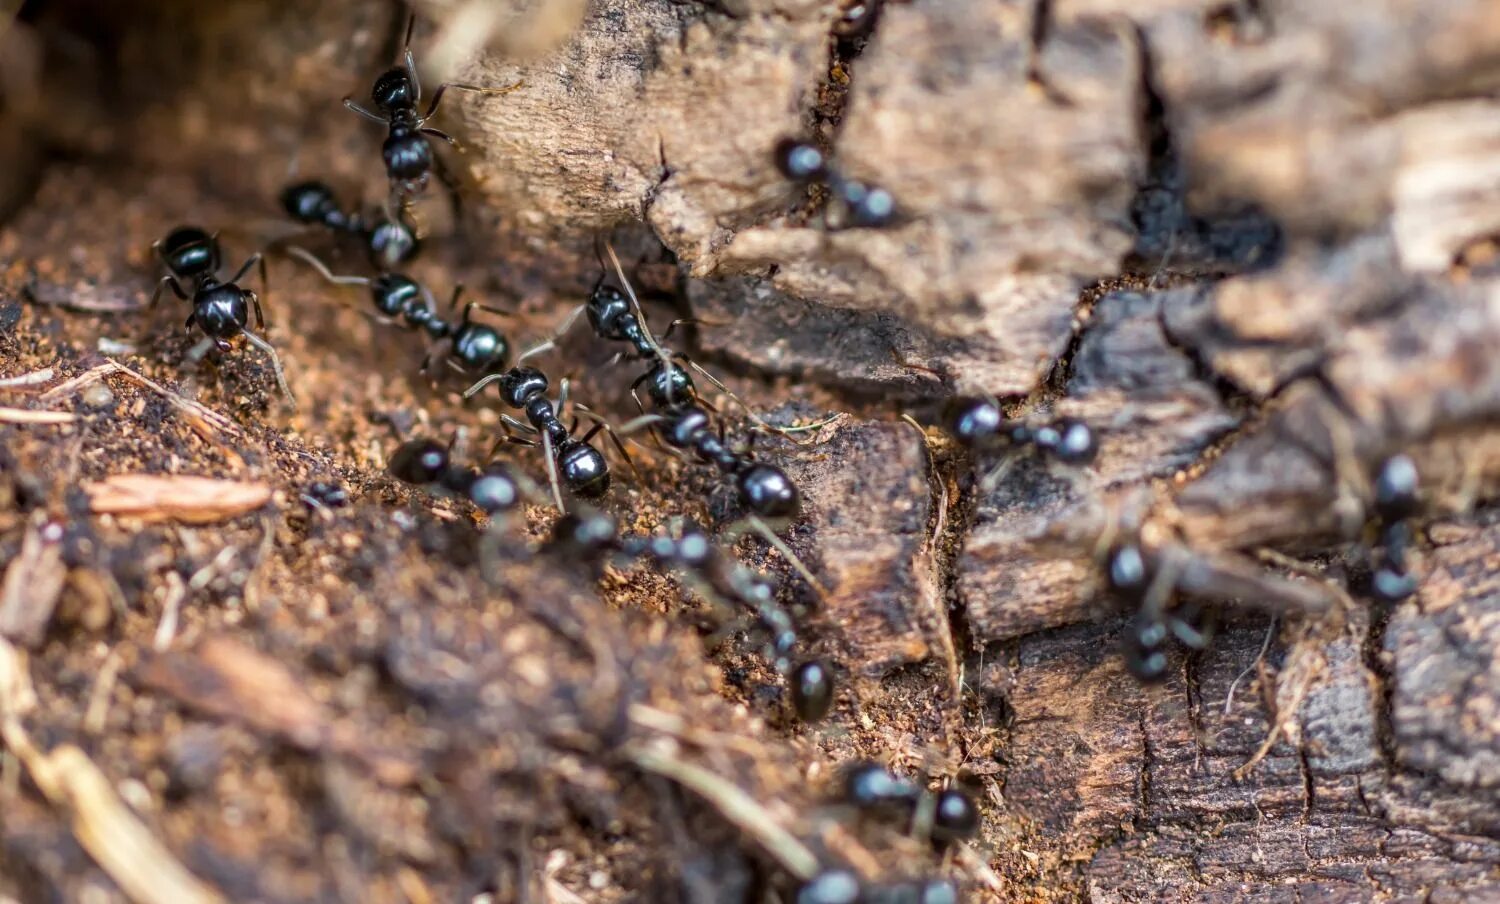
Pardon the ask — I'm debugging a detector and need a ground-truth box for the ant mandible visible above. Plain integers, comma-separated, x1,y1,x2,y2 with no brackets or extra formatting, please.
150,226,294,405
343,15,523,199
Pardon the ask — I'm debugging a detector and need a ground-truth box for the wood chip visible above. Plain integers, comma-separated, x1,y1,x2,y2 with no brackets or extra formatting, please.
85,475,271,523
0,519,67,649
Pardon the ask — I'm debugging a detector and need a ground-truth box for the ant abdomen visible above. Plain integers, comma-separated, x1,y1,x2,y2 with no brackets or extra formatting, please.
556,440,610,498
736,463,800,520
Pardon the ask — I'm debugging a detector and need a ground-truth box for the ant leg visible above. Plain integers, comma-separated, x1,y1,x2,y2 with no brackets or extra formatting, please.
728,513,829,601
284,246,372,287
501,413,539,435
420,127,459,147
517,303,586,364
342,98,388,125
614,412,671,436
446,284,468,317
461,301,515,325
539,429,567,513
659,317,730,343
240,329,296,408
252,255,270,329
680,356,835,445
424,80,525,120
150,276,189,309
576,406,641,480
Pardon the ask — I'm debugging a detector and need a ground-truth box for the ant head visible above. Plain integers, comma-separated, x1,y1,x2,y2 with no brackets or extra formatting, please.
159,226,220,280
498,366,548,408
193,285,249,339
453,324,510,374
369,217,420,270
645,361,695,410
371,273,423,318
797,870,860,904
280,181,338,224
773,138,828,183
790,659,834,722
943,397,1002,445
662,405,711,449
371,66,416,113
585,284,633,340
389,438,450,485
1104,541,1150,605
930,788,980,843
468,463,522,515
558,441,610,499
843,762,919,810
736,463,800,520
1373,454,1419,522
551,509,619,558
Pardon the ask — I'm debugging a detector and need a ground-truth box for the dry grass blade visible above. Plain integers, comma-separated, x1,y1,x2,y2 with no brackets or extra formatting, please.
623,741,821,881
85,474,272,523
0,637,224,904
39,362,240,437
0,406,75,424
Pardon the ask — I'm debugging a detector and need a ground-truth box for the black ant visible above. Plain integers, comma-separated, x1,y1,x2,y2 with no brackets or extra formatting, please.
521,239,834,439
149,226,294,404
519,240,833,590
286,246,510,378
280,179,420,270
551,508,836,722
941,396,1097,489
464,365,620,511
1092,520,1340,684
774,138,897,229
1103,537,1216,684
388,436,531,521
839,762,981,846
343,15,522,199
1369,454,1420,602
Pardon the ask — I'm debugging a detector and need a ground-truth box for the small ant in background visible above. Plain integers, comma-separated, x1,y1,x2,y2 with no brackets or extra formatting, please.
1368,454,1420,602
150,226,294,404
774,137,897,229
550,508,836,722
286,246,511,379
519,239,835,592
280,180,421,270
344,15,522,200
1087,516,1337,683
